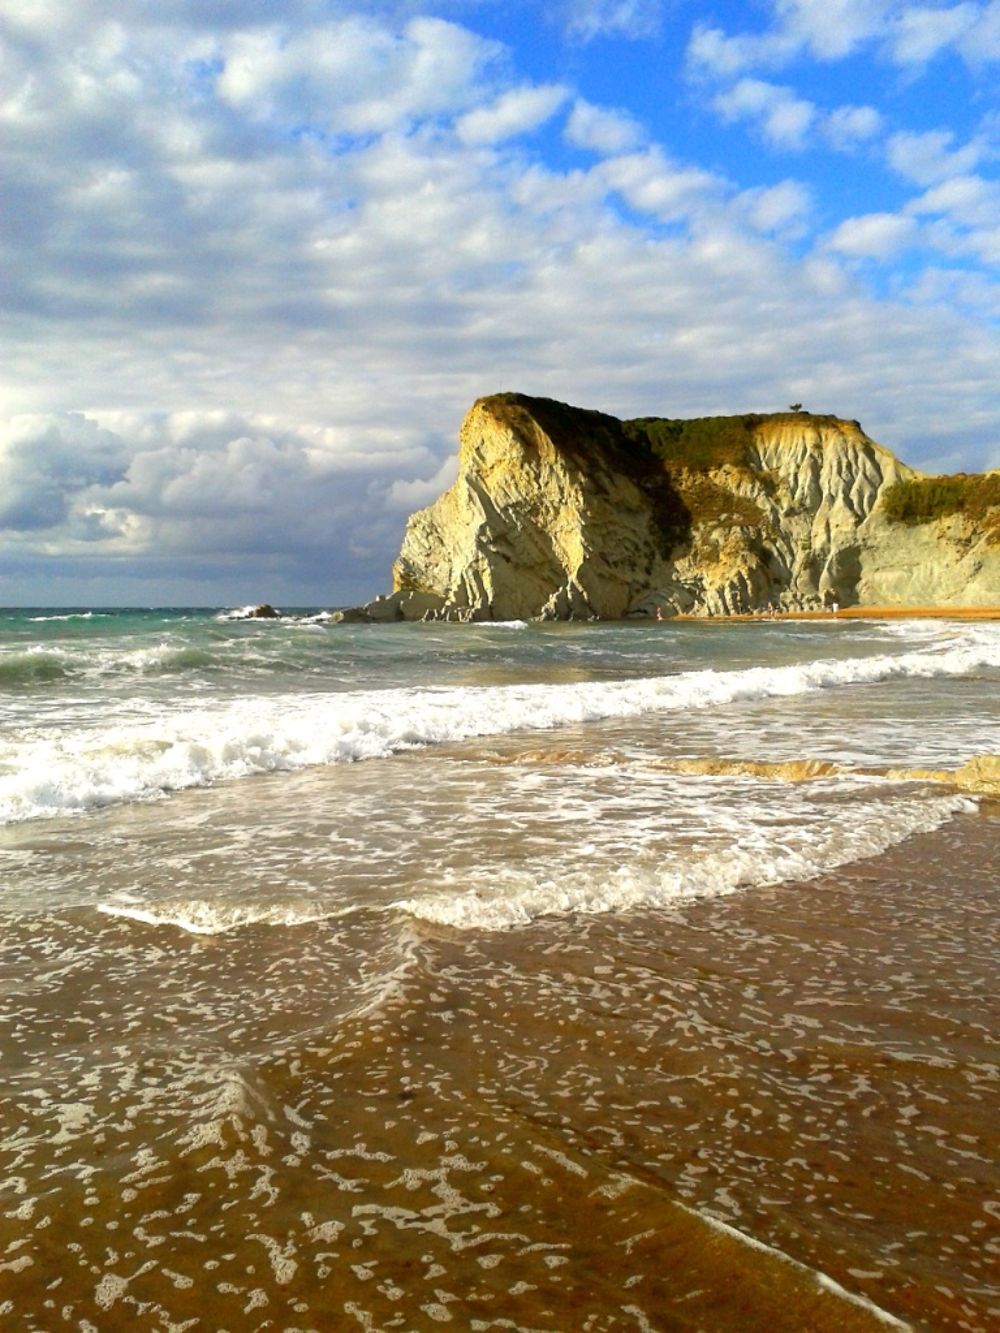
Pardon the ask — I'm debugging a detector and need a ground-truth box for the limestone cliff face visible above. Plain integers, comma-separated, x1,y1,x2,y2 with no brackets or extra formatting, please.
355,394,1000,621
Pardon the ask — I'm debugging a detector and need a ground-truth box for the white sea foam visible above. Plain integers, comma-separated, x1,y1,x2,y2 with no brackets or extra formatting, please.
678,1204,912,1330
1,634,997,824
96,899,365,935
216,605,283,621
394,793,974,929
27,611,97,622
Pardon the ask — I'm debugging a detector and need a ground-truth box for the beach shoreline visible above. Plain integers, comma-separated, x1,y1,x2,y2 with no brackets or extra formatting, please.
2,610,998,1329
677,605,1000,622
2,807,996,1330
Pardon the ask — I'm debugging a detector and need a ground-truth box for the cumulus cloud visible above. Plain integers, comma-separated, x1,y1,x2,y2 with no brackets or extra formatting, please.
456,84,569,145
0,407,444,596
2,3,1000,603
713,79,816,149
0,415,128,532
686,22,796,77
687,0,1000,75
215,16,501,135
823,103,884,149
560,0,664,42
910,173,999,225
886,129,985,184
385,454,460,511
596,148,725,220
565,99,645,155
775,0,893,60
906,173,1000,263
737,179,813,234
828,211,919,258
889,2,980,64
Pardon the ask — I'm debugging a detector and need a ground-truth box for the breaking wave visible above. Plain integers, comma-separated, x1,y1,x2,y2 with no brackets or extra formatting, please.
0,650,72,686
26,611,99,622
1,636,998,824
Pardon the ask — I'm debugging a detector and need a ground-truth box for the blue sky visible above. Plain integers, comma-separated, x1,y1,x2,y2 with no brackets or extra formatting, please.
1,0,998,605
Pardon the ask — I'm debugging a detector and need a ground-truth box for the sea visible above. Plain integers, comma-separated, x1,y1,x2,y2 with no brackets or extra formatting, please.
0,606,997,1331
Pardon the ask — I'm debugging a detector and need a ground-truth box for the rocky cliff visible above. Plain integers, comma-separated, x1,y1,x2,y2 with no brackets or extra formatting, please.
348,394,1000,621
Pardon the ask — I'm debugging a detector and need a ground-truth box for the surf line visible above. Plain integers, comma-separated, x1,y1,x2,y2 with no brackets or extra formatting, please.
679,1203,912,1331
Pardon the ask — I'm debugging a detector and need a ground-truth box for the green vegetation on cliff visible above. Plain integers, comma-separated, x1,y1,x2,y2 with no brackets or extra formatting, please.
623,414,764,470
489,394,839,475
623,412,845,472
881,473,1000,541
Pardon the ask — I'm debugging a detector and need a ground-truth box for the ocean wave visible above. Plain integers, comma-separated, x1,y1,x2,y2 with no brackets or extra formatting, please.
394,792,974,930
1,636,997,823
0,640,255,686
119,644,221,674
27,611,99,622
0,649,71,686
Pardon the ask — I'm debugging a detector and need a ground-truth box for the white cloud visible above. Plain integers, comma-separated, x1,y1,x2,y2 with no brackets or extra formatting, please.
561,0,663,42
775,0,893,60
886,129,984,184
686,22,796,77
713,79,816,149
2,4,1000,602
456,84,569,146
823,103,884,149
0,415,128,531
889,2,979,64
959,2,1000,62
909,172,999,225
596,148,724,220
565,98,644,155
738,179,813,234
828,211,919,257
688,1,1000,77
906,265,1000,316
385,454,459,511
216,16,501,135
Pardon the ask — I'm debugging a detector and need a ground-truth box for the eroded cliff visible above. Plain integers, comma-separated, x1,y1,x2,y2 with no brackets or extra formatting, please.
349,393,1000,621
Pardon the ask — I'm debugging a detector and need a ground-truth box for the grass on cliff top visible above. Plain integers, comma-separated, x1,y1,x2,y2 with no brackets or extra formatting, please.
881,473,1000,539
487,394,845,472
623,415,764,470
622,412,848,471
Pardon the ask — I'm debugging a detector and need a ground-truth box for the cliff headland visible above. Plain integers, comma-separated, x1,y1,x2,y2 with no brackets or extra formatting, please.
342,393,1000,621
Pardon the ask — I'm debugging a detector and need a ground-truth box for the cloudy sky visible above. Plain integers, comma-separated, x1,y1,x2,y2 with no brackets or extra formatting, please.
3,0,999,606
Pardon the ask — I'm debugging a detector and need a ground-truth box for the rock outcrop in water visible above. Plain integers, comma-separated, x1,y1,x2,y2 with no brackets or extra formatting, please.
344,394,1000,620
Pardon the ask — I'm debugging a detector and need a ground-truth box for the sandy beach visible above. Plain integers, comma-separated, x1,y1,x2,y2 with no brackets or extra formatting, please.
680,606,1000,622
2,807,996,1330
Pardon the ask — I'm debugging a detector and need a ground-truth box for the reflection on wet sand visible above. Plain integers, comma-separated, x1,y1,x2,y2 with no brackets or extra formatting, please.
1,812,996,1329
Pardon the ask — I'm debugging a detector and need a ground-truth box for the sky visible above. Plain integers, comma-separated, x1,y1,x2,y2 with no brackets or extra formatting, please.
2,0,999,606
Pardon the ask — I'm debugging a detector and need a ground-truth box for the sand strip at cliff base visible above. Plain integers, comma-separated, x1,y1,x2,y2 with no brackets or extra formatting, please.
678,605,1000,621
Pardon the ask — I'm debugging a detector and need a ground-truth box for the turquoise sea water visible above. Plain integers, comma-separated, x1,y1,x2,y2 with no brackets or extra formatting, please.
1,607,997,920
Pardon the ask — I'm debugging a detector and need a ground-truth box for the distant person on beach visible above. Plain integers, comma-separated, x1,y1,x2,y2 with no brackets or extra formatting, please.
655,605,663,621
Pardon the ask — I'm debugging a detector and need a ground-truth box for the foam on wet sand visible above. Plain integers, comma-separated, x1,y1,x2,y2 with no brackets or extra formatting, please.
0,811,996,1330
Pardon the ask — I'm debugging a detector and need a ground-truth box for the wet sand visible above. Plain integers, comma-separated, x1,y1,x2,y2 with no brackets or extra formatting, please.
1,810,997,1330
